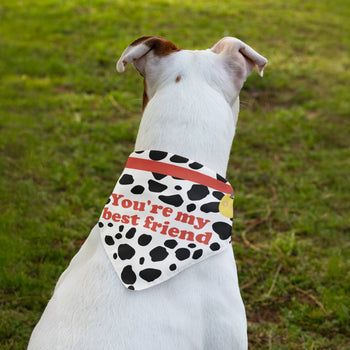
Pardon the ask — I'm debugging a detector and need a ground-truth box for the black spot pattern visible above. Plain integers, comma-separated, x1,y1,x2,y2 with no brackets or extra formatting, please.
188,243,196,248
115,233,122,239
153,173,167,180
164,239,178,249
98,222,104,228
175,248,191,261
106,198,111,204
113,253,118,259
175,185,182,190
200,202,220,213
139,268,162,282
125,227,136,239
108,223,113,227
131,185,145,194
158,194,184,207
105,235,114,245
149,151,167,161
187,203,196,212
187,184,209,201
139,257,145,265
138,234,152,246
169,155,188,163
118,244,136,260
216,174,227,183
210,243,220,251
148,180,168,192
150,246,169,262
192,249,203,259
121,265,136,285
212,191,224,200
212,222,232,240
189,162,203,170
119,174,134,185
169,264,177,271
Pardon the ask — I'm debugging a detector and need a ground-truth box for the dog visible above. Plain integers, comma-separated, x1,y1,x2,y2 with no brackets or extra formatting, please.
28,36,267,350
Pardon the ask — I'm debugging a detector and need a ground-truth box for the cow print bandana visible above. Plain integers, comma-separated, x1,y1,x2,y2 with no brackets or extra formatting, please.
98,150,235,291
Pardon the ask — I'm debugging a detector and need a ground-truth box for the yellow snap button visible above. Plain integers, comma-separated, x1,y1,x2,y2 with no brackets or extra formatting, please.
219,193,234,218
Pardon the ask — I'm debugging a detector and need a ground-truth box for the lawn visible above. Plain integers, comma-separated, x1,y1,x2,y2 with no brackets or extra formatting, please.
0,0,349,349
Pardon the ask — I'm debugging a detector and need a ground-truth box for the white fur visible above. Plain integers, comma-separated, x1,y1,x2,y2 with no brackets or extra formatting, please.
135,50,238,175
28,37,267,350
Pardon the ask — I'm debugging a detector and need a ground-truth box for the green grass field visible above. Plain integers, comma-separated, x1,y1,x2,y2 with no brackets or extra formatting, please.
1,0,349,348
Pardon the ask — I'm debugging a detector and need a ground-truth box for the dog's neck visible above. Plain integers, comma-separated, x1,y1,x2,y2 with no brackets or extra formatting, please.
135,84,239,176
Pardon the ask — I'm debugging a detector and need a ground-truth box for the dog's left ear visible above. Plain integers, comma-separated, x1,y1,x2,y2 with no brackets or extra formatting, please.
116,36,180,76
211,37,267,78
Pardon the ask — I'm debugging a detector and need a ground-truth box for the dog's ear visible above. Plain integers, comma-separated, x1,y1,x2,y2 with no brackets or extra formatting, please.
211,37,267,78
116,36,180,76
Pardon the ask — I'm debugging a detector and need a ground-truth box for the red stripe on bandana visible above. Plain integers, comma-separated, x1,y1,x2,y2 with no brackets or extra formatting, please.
126,157,234,195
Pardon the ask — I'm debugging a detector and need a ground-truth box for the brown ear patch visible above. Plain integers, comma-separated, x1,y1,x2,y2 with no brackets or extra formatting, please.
130,36,181,57
142,79,149,111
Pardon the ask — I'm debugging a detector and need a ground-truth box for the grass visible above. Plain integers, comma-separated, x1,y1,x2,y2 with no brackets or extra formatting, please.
0,0,349,348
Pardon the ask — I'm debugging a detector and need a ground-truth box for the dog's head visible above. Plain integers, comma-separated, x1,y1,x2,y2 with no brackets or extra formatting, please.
117,36,267,110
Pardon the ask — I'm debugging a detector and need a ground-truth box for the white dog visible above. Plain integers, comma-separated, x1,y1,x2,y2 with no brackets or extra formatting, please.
28,36,267,350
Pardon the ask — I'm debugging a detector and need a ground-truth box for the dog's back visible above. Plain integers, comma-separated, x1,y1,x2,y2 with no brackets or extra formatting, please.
28,225,246,349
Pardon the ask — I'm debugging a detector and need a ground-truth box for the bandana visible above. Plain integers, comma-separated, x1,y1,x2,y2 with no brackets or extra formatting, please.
98,150,234,291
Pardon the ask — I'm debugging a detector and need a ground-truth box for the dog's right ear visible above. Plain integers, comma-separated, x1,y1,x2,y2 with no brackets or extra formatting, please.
211,37,267,79
116,36,180,76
